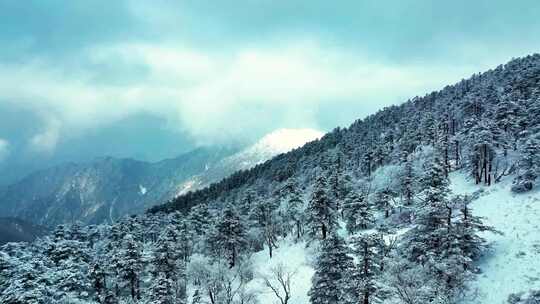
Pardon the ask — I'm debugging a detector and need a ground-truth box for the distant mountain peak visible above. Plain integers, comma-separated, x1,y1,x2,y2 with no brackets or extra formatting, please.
228,128,324,170
252,128,324,155
173,128,324,197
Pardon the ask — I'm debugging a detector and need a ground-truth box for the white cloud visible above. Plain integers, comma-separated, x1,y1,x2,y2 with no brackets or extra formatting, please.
29,118,61,153
0,40,490,146
0,139,9,162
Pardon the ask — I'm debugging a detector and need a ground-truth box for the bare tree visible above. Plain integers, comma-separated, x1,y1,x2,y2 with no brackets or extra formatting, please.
261,263,297,304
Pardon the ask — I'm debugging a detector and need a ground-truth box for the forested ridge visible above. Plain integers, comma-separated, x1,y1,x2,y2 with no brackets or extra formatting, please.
1,54,540,304
152,53,540,215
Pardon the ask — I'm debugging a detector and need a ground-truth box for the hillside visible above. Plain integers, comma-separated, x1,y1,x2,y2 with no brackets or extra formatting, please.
152,54,540,215
0,147,235,226
1,54,540,304
0,129,321,227
0,217,49,245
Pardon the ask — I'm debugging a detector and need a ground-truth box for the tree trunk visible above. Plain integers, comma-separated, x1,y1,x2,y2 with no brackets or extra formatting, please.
455,140,460,167
268,236,273,258
322,224,327,240
483,144,488,185
130,277,136,300
296,221,301,241
230,245,236,268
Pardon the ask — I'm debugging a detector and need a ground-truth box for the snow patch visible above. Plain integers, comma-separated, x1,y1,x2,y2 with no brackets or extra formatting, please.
250,239,315,304
139,184,147,195
450,173,540,304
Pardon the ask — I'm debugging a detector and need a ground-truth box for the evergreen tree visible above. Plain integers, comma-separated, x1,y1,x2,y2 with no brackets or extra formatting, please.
453,195,498,270
306,175,337,240
512,135,540,192
344,191,374,233
90,262,106,302
207,204,248,268
279,177,305,240
308,233,354,304
119,234,143,301
148,272,175,304
187,203,211,237
372,189,396,218
405,153,451,264
400,156,415,206
351,234,389,304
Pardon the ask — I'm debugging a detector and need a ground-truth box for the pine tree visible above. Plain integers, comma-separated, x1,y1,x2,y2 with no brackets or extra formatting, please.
400,156,415,206
119,234,143,301
207,204,248,268
153,225,188,302
351,234,388,304
512,135,540,192
453,195,497,270
187,203,211,237
279,177,305,240
306,175,337,240
344,191,374,233
308,233,354,304
90,262,106,302
372,189,396,219
405,153,451,264
148,272,175,304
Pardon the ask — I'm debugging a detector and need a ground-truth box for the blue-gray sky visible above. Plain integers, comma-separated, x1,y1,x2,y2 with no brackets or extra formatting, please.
1,0,540,183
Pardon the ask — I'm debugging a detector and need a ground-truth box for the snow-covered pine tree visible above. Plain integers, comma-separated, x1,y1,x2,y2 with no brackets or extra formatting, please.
308,233,354,304
404,152,450,265
90,262,106,302
148,272,175,304
400,155,415,207
372,188,396,218
119,234,143,301
344,190,374,233
279,177,305,241
306,175,337,240
453,195,498,270
207,204,248,268
248,194,280,258
512,135,540,192
351,233,389,304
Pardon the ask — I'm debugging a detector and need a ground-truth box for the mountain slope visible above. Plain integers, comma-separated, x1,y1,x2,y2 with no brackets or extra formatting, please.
0,217,49,245
450,173,540,303
0,147,235,226
174,128,324,196
2,54,540,304
152,54,540,214
0,129,322,227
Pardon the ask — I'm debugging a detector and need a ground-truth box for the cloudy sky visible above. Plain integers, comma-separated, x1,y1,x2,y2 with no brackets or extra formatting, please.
1,0,540,184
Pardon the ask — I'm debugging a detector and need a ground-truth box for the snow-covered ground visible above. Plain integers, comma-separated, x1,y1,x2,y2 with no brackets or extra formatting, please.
450,173,540,304
246,174,540,304
250,239,315,304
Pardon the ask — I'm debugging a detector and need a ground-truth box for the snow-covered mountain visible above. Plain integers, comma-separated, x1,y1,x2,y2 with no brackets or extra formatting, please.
0,129,322,227
174,128,323,196
0,147,237,226
2,55,540,304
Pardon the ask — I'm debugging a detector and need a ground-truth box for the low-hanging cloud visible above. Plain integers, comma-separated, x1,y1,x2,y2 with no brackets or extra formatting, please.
0,139,9,162
0,40,490,149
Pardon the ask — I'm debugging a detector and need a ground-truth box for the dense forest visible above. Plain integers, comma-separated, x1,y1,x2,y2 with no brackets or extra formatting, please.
1,54,540,304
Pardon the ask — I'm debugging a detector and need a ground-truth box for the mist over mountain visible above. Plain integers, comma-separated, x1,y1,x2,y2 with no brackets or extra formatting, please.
174,128,323,196
0,129,321,227
0,147,235,226
2,53,540,304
